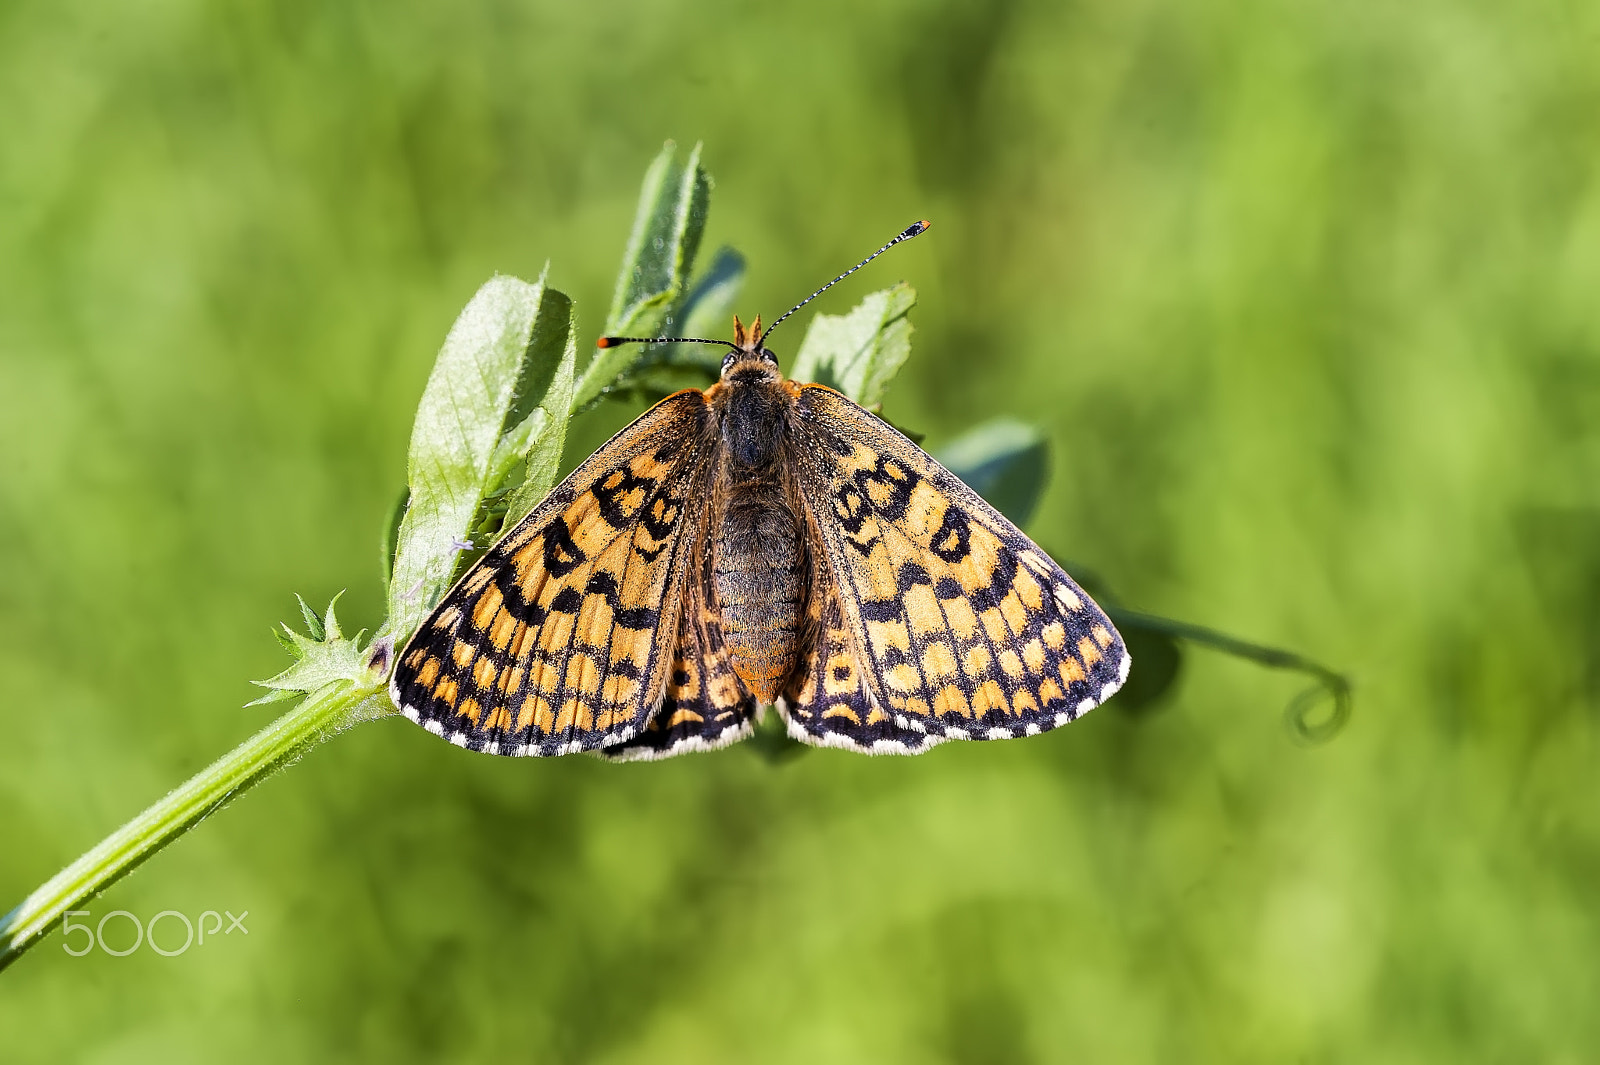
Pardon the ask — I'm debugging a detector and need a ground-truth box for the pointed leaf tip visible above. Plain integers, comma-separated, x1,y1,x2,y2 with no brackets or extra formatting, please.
575,142,713,411
385,272,575,643
296,594,323,641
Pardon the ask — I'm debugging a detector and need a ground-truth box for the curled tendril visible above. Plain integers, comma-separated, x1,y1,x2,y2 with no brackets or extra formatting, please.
1106,609,1353,745
1284,675,1352,746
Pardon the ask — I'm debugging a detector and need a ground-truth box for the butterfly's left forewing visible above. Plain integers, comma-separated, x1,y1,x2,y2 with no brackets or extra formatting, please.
391,391,716,755
784,386,1129,752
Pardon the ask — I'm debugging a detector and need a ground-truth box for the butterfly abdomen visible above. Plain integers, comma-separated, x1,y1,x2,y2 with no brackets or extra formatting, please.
713,486,805,704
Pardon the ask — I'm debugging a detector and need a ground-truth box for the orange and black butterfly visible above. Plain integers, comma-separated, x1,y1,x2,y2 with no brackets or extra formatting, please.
389,222,1128,758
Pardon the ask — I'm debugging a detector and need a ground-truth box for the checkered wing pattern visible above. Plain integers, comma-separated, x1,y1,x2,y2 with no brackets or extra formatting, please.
784,386,1129,753
779,558,927,751
600,545,760,761
390,391,716,756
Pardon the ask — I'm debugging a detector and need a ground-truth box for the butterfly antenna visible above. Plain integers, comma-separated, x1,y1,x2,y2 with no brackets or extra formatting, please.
755,219,931,348
595,335,740,350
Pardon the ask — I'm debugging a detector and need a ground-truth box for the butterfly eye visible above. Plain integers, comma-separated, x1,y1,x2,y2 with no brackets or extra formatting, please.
721,351,739,373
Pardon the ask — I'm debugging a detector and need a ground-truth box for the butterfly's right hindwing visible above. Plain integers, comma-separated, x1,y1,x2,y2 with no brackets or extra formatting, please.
390,391,715,756
779,555,937,753
600,542,761,761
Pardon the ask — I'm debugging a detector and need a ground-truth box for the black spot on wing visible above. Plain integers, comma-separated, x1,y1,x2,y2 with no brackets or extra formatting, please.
543,517,586,576
591,468,655,527
896,561,932,591
548,586,584,614
582,571,657,630
928,505,970,563
859,600,900,622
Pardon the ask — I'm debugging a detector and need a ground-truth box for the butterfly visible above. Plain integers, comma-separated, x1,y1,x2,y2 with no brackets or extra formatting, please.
389,221,1129,759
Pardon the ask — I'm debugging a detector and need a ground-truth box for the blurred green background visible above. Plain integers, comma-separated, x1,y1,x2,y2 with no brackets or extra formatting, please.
3,0,1598,1060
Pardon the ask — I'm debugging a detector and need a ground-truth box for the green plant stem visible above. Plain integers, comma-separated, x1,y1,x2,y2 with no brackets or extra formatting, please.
0,682,379,973
1107,608,1352,743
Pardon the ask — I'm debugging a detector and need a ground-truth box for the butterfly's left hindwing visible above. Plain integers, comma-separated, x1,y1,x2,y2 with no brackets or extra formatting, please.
390,391,715,755
785,386,1129,752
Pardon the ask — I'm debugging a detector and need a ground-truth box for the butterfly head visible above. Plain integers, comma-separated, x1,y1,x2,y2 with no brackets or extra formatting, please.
722,314,778,375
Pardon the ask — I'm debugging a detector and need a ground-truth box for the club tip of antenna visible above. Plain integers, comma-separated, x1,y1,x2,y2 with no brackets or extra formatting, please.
910,219,931,235
596,336,620,348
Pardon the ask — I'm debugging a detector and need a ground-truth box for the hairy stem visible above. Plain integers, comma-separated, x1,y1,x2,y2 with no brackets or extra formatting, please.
0,682,379,972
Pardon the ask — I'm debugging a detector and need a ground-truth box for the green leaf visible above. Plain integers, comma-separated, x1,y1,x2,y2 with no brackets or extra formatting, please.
789,283,916,407
385,269,575,644
499,290,578,529
249,594,375,705
594,245,744,406
295,592,325,641
677,245,746,345
573,141,713,411
935,418,1049,528
378,488,407,589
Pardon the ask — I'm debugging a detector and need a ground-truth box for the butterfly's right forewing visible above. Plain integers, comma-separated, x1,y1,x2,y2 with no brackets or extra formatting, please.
785,386,1128,752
